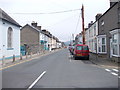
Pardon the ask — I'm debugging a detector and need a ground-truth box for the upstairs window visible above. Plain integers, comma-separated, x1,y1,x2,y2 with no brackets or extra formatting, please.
101,20,104,31
7,27,13,48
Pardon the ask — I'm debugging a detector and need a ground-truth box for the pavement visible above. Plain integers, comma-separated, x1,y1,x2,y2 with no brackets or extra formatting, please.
0,49,61,68
89,53,119,69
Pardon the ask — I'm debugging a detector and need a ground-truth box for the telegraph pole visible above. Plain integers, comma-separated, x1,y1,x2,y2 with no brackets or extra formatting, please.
81,4,85,44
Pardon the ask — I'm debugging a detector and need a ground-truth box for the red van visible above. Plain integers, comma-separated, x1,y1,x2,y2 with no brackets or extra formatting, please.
73,44,89,60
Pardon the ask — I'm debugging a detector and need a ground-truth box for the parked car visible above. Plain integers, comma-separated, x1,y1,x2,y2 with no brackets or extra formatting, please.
73,44,89,60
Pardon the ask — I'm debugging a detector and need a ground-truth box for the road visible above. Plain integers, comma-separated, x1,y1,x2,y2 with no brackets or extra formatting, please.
2,49,119,89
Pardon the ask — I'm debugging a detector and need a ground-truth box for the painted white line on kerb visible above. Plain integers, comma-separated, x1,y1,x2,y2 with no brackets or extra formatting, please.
105,69,111,72
112,69,119,72
111,72,118,76
27,71,46,90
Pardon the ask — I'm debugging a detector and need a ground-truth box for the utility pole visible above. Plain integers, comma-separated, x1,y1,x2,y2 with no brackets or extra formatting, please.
81,4,85,44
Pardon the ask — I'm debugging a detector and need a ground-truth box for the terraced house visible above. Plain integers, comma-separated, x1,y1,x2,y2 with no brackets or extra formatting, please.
0,8,21,60
97,1,120,62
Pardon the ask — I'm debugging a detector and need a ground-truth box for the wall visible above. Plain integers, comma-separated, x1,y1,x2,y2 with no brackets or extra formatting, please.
87,21,98,53
21,25,39,54
0,20,20,59
98,3,118,58
0,19,2,59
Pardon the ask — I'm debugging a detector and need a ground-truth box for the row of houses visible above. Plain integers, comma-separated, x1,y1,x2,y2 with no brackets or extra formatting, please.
0,8,63,60
75,1,120,62
21,22,63,55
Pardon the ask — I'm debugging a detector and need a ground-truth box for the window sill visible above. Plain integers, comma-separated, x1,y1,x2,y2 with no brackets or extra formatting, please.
98,52,107,54
112,55,120,57
7,48,14,50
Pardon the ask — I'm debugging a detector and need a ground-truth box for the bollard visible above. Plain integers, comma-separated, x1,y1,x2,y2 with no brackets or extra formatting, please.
20,53,22,60
30,52,32,58
13,55,15,62
26,52,28,59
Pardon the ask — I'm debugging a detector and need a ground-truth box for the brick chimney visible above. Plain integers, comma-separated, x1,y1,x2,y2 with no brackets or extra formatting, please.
88,21,93,28
95,13,102,21
110,0,118,7
31,21,37,27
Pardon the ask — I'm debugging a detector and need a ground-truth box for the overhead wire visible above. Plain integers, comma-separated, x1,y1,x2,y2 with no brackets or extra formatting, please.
9,8,81,14
74,11,81,35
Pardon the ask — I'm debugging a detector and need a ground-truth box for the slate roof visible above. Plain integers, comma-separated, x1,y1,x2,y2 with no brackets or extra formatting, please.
21,24,46,34
0,8,21,27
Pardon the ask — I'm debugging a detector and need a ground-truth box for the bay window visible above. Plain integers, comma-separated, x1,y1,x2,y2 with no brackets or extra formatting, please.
110,29,120,57
97,35,107,53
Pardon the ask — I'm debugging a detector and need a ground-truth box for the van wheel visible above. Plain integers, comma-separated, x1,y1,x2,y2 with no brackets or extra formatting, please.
74,56,77,60
86,56,89,60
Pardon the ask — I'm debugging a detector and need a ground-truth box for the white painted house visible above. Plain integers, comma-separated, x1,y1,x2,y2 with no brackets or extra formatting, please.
85,21,98,53
0,8,21,60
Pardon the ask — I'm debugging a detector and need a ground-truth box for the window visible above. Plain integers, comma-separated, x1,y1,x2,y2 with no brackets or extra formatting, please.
101,38,106,52
102,38,105,44
83,46,89,50
113,45,118,55
112,34,118,55
112,34,117,43
94,24,96,36
101,20,104,26
7,27,13,48
101,20,104,31
110,29,120,57
97,35,106,53
76,46,82,50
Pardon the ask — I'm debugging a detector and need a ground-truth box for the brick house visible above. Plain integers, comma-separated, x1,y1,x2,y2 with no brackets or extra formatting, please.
21,22,43,54
97,1,120,62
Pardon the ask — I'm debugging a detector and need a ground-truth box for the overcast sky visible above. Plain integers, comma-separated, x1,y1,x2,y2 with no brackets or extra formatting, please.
0,0,110,42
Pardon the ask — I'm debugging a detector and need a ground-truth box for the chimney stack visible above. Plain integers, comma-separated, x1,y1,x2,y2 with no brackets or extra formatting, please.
110,0,118,7
88,21,93,28
31,21,37,27
95,13,102,21
37,26,41,30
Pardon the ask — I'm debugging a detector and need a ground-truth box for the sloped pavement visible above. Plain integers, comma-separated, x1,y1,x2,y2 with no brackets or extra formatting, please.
89,53,119,69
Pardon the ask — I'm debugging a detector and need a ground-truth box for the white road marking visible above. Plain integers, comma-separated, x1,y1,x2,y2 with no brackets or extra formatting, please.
112,69,119,72
111,72,118,76
105,69,111,72
27,71,46,90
